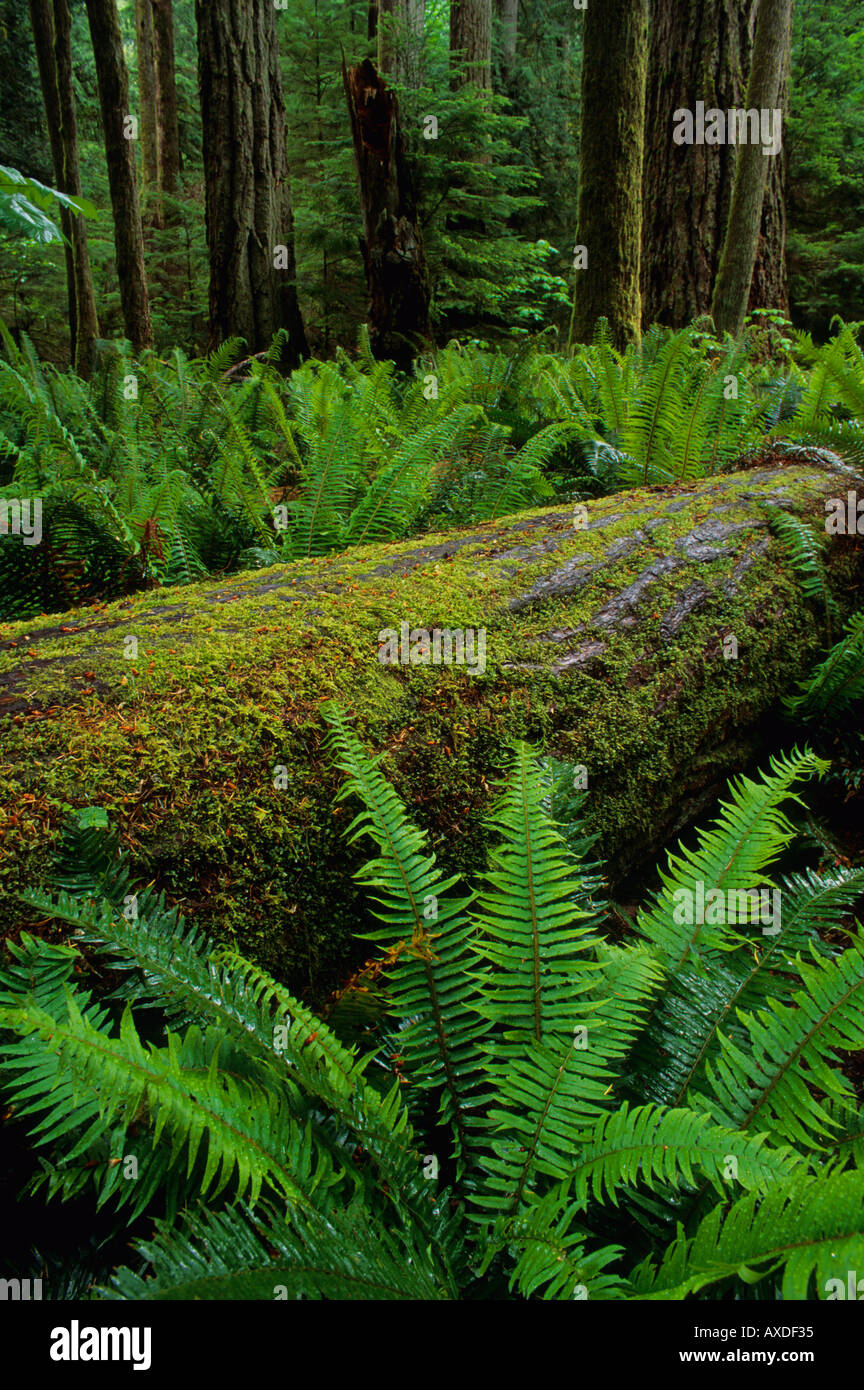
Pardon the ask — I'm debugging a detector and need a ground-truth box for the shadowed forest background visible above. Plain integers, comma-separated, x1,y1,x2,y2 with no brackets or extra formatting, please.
2,0,864,363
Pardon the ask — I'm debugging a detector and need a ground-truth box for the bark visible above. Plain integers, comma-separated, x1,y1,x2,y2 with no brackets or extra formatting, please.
711,0,794,338
195,0,308,363
151,0,181,201
450,0,492,90
133,0,160,212
642,0,751,329
28,0,100,376
84,0,153,353
496,0,518,62
747,48,790,316
1,460,859,998
27,0,76,363
53,0,100,378
343,57,432,369
642,0,790,330
378,0,425,87
570,0,650,351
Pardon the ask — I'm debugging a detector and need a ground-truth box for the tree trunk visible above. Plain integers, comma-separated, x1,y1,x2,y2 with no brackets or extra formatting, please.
570,0,650,351
641,0,751,329
53,0,100,378
747,42,790,316
496,0,518,63
450,0,491,90
343,57,432,370
27,0,77,365
84,0,154,353
711,0,794,338
2,460,859,1000
133,0,160,216
28,0,100,376
151,0,181,202
378,0,424,87
195,0,308,363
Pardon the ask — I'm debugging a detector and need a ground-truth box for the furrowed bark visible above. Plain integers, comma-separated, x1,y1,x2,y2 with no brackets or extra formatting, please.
195,0,308,362
570,0,650,351
1,460,860,1000
84,0,154,353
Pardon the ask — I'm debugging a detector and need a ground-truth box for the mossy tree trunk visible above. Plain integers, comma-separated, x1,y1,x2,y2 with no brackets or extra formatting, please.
747,34,790,318
711,0,794,338
570,0,650,352
27,0,76,360
84,0,154,353
1,461,859,1000
53,0,101,379
343,57,432,370
133,0,160,220
151,0,181,204
28,0,100,377
195,0,308,364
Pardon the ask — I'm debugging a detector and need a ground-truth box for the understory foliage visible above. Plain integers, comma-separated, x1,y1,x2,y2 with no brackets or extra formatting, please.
3,720,864,1300
2,316,863,621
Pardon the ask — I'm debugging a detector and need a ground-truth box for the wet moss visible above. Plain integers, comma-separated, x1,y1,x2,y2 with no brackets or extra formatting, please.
1,464,861,1000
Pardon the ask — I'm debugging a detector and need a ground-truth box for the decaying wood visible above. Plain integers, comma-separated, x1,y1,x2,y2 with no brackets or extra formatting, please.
1,460,861,997
343,57,432,370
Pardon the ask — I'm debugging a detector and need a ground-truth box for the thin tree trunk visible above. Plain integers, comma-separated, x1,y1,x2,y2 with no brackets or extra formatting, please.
152,0,181,203
28,0,101,376
343,57,432,368
747,23,790,316
378,0,424,87
711,0,794,337
496,0,518,62
53,0,100,377
27,0,77,364
450,0,491,90
195,0,308,362
133,0,160,219
85,0,154,353
571,0,650,351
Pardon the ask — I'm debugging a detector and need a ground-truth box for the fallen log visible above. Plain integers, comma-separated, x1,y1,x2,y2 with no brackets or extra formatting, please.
1,459,862,1000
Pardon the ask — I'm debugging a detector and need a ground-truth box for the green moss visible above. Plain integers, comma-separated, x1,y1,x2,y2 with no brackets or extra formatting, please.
1,465,860,1000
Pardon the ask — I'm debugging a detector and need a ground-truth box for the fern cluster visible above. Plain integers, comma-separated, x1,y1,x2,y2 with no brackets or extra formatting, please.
0,324,575,620
528,320,790,488
2,714,864,1300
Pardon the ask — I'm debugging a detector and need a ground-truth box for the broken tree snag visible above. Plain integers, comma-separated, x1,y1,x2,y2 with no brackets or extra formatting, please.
1,461,862,999
342,57,432,370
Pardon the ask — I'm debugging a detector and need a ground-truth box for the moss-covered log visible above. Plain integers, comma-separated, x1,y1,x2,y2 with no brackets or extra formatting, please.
1,460,861,1000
